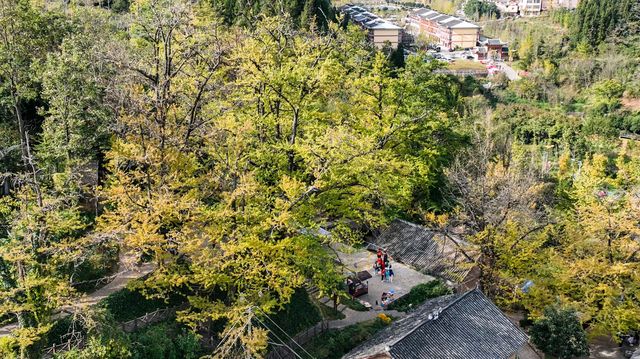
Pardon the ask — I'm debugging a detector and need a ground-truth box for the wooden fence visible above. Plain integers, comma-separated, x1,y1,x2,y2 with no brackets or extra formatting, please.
120,306,179,333
41,306,181,358
42,331,84,358
266,320,329,359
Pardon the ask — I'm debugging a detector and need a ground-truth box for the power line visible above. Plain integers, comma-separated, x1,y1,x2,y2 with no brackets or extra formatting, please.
260,310,316,359
212,314,243,355
253,315,305,359
213,306,316,359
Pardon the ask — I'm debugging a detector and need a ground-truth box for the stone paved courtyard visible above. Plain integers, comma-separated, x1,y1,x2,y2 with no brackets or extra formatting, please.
331,243,435,310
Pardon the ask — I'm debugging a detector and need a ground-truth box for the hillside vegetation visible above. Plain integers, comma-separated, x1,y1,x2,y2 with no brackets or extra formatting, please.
0,0,639,358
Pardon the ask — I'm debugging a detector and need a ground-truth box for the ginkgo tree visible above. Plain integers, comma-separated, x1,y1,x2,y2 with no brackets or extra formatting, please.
96,0,462,355
548,152,640,336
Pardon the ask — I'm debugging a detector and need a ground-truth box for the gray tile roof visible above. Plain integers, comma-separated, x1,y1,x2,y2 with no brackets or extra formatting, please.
424,12,442,20
411,8,431,16
344,289,529,359
444,19,463,27
369,219,477,282
434,15,453,23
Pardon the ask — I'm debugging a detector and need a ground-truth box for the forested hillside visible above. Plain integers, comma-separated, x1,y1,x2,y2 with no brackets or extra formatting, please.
572,0,640,46
0,1,462,357
208,0,334,28
0,0,639,358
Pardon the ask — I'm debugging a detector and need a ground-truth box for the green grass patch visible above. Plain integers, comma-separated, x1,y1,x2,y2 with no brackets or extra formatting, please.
448,60,486,71
340,296,368,312
387,280,452,312
304,318,389,359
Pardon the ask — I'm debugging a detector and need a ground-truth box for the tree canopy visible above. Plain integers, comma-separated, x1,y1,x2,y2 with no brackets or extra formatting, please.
0,0,639,357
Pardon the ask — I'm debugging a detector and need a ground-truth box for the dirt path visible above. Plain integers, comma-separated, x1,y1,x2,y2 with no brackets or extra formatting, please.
0,257,155,337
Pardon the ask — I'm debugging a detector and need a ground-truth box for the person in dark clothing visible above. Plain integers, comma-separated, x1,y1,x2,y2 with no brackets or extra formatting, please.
383,252,389,266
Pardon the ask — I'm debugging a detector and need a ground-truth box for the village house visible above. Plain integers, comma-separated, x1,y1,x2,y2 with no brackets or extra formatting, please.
494,0,519,16
342,5,403,49
406,8,481,50
491,0,578,16
369,219,480,291
344,288,538,359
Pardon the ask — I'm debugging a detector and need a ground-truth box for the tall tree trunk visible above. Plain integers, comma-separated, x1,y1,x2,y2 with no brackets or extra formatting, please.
10,82,29,169
288,108,299,172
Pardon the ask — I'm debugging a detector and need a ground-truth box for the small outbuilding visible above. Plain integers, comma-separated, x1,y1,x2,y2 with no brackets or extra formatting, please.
347,270,373,297
344,288,537,359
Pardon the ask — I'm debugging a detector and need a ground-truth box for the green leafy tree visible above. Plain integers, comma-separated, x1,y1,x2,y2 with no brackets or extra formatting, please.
96,1,462,354
572,0,636,47
0,0,70,168
39,32,113,173
530,306,589,359
208,0,333,29
464,0,500,21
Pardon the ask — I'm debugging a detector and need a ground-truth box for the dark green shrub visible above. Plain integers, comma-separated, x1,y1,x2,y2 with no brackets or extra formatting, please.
530,306,589,359
130,323,175,359
174,329,201,359
305,319,388,359
129,322,202,359
269,288,322,336
111,0,130,13
387,280,452,312
72,244,119,293
100,288,183,322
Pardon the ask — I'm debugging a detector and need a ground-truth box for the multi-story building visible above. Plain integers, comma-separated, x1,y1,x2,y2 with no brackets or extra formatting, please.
489,0,577,16
494,0,519,16
519,0,542,16
554,0,579,9
342,5,403,49
407,8,481,50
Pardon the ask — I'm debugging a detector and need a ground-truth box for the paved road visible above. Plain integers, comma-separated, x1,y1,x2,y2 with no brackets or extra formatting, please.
0,257,155,337
497,62,521,81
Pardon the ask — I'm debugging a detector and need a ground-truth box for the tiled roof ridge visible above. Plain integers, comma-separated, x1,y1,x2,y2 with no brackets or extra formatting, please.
394,218,427,229
376,219,478,282
393,218,465,245
387,288,481,348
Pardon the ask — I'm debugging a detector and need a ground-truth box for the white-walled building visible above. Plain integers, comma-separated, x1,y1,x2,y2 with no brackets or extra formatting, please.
554,0,579,9
493,0,519,16
490,0,578,16
519,0,542,16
